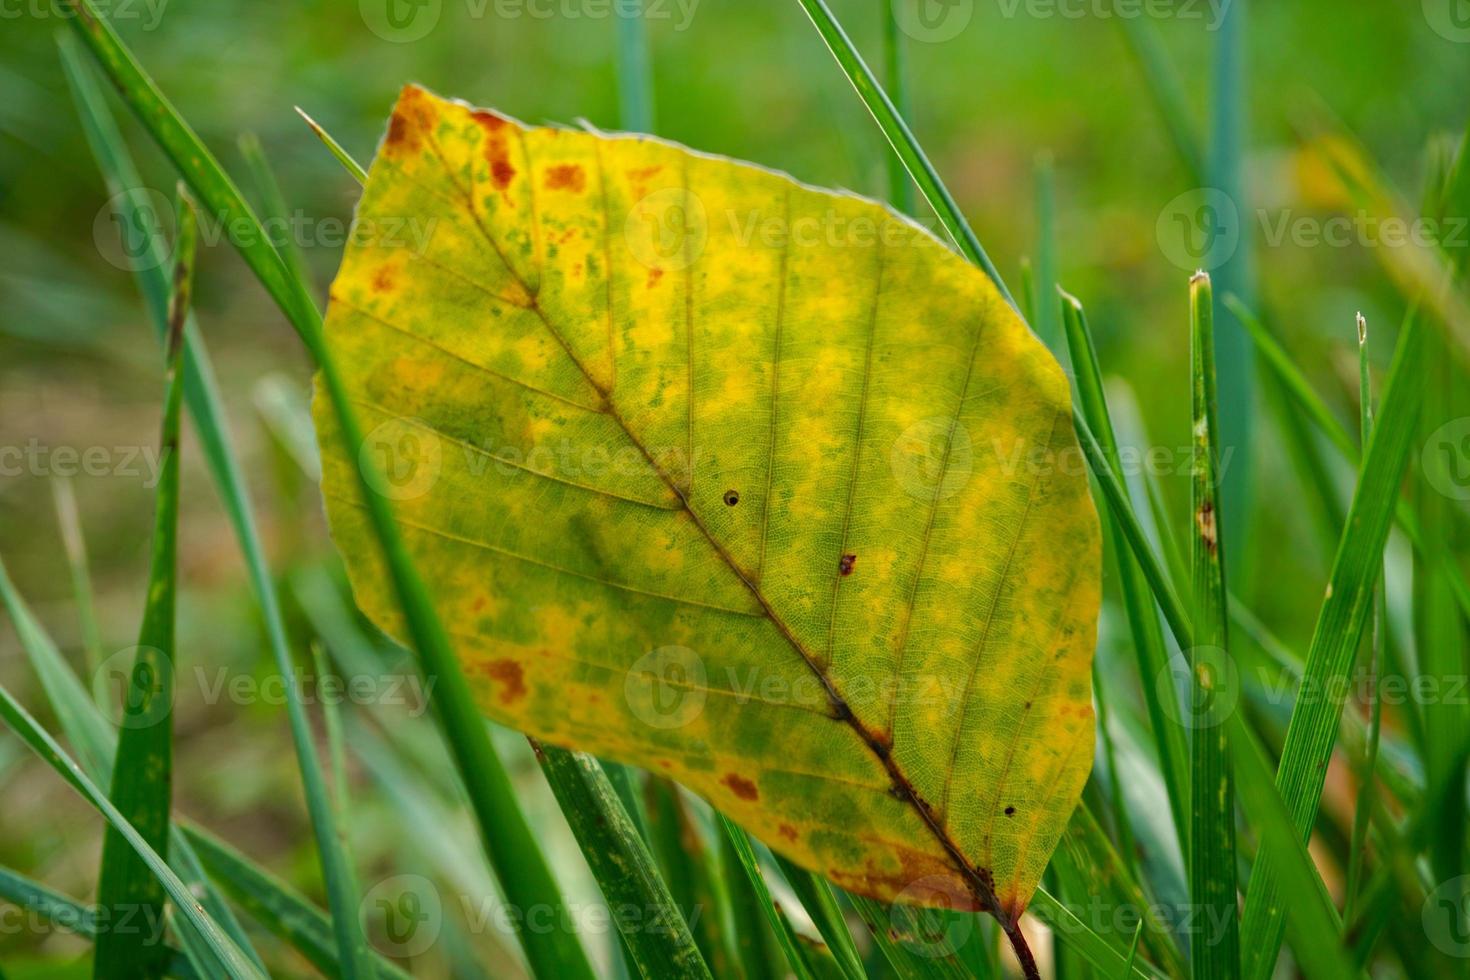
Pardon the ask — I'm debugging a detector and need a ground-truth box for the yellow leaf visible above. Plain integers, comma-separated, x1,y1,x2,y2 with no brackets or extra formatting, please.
315,85,1100,924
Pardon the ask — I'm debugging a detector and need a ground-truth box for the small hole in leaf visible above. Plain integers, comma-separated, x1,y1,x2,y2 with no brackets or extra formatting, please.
1004,806,1016,817
723,489,740,506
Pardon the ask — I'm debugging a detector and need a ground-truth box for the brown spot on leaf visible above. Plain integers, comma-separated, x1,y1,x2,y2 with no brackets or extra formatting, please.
722,773,758,800
839,553,857,576
472,111,517,190
372,265,395,293
1196,499,1218,554
545,164,586,192
485,659,526,705
778,823,799,842
646,267,664,289
471,595,487,612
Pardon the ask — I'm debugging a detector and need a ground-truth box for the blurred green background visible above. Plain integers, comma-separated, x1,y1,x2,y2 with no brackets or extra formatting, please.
1,0,1466,974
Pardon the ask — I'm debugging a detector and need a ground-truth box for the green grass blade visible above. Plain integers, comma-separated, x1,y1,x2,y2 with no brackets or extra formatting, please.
774,857,866,980
613,0,655,133
880,0,913,214
1185,272,1239,979
792,0,1013,306
718,815,816,980
532,742,712,979
1225,715,1354,979
93,186,193,980
0,867,198,980
1032,154,1061,354
1113,13,1204,184
843,893,974,980
294,106,369,185
1027,887,1161,979
0,683,264,980
1205,0,1255,576
55,8,597,976
1059,288,1188,845
1237,310,1428,978
182,826,414,980
238,131,312,291
0,552,263,975
1343,313,1382,926
50,476,104,676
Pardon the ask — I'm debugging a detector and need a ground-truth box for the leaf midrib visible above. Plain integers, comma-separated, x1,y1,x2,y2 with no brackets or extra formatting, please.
393,119,1013,922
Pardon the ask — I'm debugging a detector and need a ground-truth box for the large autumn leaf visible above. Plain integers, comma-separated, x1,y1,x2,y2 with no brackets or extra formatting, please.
314,85,1100,927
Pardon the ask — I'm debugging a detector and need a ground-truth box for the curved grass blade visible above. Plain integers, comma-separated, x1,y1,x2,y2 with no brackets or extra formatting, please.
1113,14,1204,185
844,893,976,980
181,826,415,980
93,186,193,980
53,8,596,976
773,856,865,980
50,476,104,676
793,0,1013,306
1059,289,1188,844
1227,296,1470,621
1237,310,1428,979
1184,272,1239,980
0,867,199,980
238,131,312,292
0,553,261,975
1027,888,1163,979
717,816,815,980
531,742,712,980
0,684,264,980
880,0,913,214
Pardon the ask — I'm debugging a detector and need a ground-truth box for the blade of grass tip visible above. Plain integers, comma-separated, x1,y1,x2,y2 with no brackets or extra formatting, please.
1204,0,1255,581
294,107,368,185
50,475,104,676
93,185,193,980
773,856,866,980
182,825,415,980
793,0,1014,307
1237,310,1428,979
0,683,264,979
56,9,596,976
238,132,312,292
718,815,817,980
1111,10,1204,186
1343,313,1382,927
1229,297,1470,627
530,741,712,979
1185,271,1239,980
1121,919,1144,980
880,0,913,214
1059,288,1188,847
613,0,654,133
